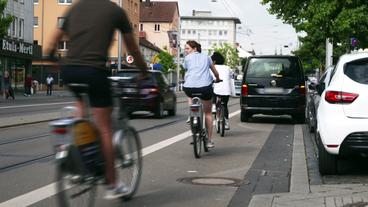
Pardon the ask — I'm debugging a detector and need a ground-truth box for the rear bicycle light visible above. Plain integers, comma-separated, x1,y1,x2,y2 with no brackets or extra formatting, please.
325,91,359,103
241,84,248,96
51,127,68,135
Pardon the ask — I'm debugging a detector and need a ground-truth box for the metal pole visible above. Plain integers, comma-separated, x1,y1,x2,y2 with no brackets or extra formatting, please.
176,17,181,91
118,0,122,71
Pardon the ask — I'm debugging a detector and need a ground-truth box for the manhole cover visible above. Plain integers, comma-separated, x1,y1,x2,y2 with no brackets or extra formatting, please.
177,177,248,187
343,202,368,207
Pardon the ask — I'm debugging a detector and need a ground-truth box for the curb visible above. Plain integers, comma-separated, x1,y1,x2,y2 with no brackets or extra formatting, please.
0,112,60,128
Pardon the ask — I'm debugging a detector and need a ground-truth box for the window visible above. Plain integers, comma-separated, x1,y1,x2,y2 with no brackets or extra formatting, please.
19,18,24,38
33,0,38,4
134,3,138,13
182,29,186,35
139,23,143,31
33,40,38,45
58,41,68,50
19,0,24,4
154,24,160,32
58,0,72,4
224,30,228,36
34,17,38,27
192,30,196,35
57,17,66,28
345,60,368,85
12,17,17,36
219,31,222,36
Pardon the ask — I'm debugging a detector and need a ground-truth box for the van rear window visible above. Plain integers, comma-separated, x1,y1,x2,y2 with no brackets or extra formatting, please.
345,59,368,84
246,58,301,78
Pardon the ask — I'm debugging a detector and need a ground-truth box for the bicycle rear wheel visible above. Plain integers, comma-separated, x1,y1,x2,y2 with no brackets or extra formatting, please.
191,117,202,158
220,107,225,137
113,127,143,200
56,162,97,207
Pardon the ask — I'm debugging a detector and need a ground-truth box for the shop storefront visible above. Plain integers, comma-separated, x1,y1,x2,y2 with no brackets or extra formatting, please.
0,38,41,93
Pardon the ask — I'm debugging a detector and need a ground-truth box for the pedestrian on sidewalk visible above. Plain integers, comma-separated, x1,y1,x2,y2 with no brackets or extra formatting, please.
24,74,32,97
46,74,54,96
3,70,14,100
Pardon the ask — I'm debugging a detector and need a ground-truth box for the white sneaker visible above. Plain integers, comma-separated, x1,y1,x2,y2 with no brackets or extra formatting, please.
186,116,190,124
206,141,215,148
212,104,216,113
104,182,129,200
225,119,230,130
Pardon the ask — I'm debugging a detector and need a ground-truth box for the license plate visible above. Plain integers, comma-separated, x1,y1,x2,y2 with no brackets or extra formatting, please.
264,88,284,94
123,88,139,93
73,122,98,146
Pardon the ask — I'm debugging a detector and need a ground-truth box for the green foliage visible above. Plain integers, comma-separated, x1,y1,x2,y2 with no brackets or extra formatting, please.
210,43,240,69
262,0,368,69
158,51,176,75
0,0,13,38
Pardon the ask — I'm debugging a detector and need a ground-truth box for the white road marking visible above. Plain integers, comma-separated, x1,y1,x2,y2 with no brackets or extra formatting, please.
0,110,241,207
0,102,74,110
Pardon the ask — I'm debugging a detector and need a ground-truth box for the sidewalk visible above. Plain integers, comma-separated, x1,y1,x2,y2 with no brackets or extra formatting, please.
248,125,368,207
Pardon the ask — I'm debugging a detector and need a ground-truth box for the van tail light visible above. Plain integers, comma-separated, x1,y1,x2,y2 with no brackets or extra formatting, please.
241,84,248,96
298,85,306,95
325,91,359,103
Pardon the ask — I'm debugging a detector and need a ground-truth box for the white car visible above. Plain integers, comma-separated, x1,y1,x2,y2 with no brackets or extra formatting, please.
317,52,368,175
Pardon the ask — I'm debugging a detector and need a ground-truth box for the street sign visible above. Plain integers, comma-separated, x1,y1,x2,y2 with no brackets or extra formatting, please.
126,55,134,64
351,37,358,47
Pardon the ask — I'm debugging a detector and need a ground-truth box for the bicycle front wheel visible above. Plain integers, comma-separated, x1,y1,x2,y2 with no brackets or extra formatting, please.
56,162,97,207
113,127,143,200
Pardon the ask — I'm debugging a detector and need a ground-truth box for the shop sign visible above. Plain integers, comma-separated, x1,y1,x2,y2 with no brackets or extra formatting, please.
1,39,33,56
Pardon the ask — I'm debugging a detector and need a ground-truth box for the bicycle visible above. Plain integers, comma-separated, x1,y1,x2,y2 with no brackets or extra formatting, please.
189,93,210,159
49,81,143,207
214,95,226,137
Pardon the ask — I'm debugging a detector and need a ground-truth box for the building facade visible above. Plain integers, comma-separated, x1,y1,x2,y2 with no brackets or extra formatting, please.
180,10,241,55
33,0,140,90
0,0,40,93
139,0,179,56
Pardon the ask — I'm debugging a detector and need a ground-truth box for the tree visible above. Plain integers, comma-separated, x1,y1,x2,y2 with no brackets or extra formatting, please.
157,51,176,75
0,0,13,38
210,43,240,69
261,0,368,69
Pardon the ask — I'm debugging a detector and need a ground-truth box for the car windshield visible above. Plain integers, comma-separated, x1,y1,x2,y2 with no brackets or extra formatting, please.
345,59,368,84
246,58,301,78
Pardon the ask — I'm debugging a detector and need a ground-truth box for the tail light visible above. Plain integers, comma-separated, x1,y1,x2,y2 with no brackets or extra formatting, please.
51,127,67,135
149,87,159,94
298,85,306,95
241,84,248,96
325,91,359,103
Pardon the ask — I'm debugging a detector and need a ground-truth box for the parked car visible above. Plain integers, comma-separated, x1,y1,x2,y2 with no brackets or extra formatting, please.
234,79,241,96
110,69,177,118
306,66,334,134
316,52,368,175
240,55,306,122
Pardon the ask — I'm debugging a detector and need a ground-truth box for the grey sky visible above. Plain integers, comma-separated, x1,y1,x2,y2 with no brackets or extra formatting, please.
155,0,299,55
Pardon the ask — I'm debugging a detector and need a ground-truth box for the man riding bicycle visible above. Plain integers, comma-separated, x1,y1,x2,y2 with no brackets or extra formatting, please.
183,40,221,148
46,0,148,199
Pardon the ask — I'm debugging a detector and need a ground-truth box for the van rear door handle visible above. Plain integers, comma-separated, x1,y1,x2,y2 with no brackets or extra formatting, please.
248,83,258,86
